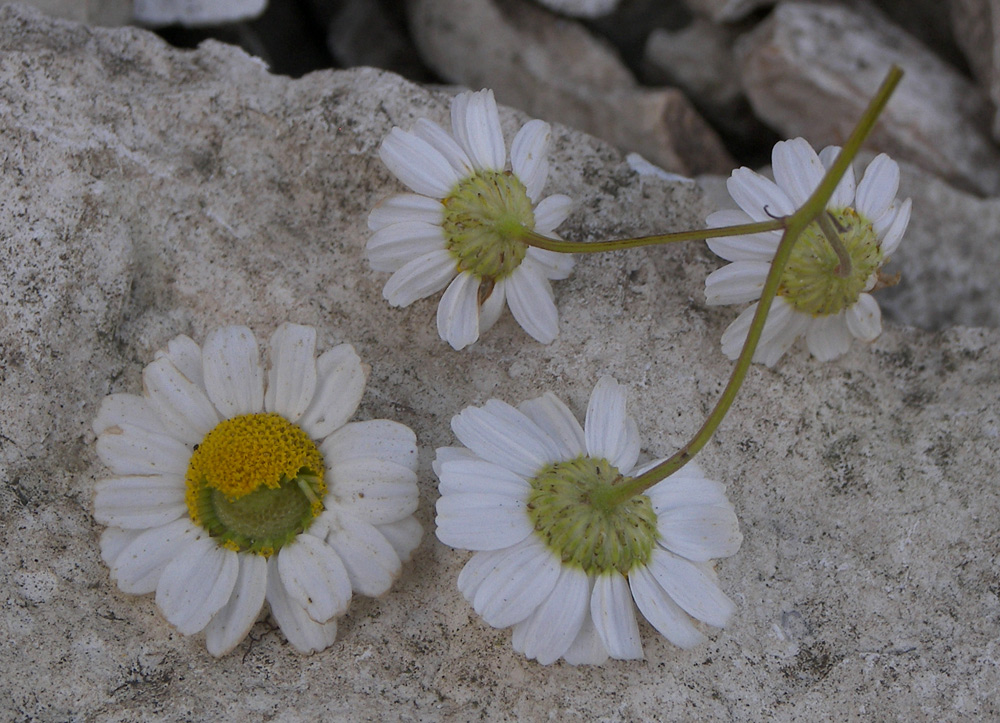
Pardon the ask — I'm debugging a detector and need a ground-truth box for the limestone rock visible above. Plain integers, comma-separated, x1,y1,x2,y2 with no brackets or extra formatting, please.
737,1,1000,195
407,0,734,176
681,0,774,23
950,0,1000,143
1,4,999,720
133,0,266,26
12,0,132,25
533,0,621,18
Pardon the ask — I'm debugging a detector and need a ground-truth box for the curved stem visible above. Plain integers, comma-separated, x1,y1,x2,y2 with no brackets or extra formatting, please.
520,219,785,254
603,65,903,506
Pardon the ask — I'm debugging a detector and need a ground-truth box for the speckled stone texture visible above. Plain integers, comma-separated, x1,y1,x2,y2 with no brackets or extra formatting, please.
1,4,998,720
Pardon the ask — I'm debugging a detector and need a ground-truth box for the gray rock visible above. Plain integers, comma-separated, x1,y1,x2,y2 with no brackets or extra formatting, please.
951,0,995,88
737,1,1000,195
533,0,621,18
1,4,999,720
12,0,132,25
681,0,774,23
133,0,266,26
878,159,1000,330
407,0,735,176
323,0,429,80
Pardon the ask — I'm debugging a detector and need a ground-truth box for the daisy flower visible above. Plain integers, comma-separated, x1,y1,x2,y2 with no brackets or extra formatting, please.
367,88,575,350
705,138,912,366
434,377,742,665
93,324,422,656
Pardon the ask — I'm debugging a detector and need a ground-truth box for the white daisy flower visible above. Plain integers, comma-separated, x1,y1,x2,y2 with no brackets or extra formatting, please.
434,377,742,665
705,138,912,366
368,88,575,350
93,324,422,656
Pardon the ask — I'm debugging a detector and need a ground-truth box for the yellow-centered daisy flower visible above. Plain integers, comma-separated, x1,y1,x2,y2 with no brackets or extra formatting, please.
93,324,421,655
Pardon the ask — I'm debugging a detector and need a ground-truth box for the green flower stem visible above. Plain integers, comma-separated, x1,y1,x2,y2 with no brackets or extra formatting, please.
817,211,853,278
599,65,904,509
520,219,785,254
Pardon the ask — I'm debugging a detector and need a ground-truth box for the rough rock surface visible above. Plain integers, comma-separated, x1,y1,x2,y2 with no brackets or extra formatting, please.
681,0,774,22
737,1,1000,195
407,0,734,176
1,4,999,721
12,0,131,25
133,0,266,26
533,0,620,18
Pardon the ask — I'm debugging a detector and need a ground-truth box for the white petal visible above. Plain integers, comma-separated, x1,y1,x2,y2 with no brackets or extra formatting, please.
629,564,706,649
510,119,551,202
656,505,743,562
845,294,882,342
511,566,590,665
93,394,165,436
525,245,574,282
265,556,339,654
436,272,481,350
264,323,317,422
366,221,447,273
201,326,264,418
506,260,559,344
705,226,781,264
156,537,239,635
299,344,368,440
753,302,810,366
100,527,142,569
204,554,267,657
704,261,770,306
460,536,560,628
562,605,610,666
648,549,736,628
591,574,643,660
585,377,638,471
855,153,899,221
451,400,562,478
379,127,462,198
817,145,856,209
451,89,505,171
805,313,853,361
110,518,201,595
374,516,423,563
321,420,418,472
96,423,191,477
719,303,758,361
142,357,219,445
436,458,532,497
727,168,795,221
277,535,352,623
411,117,474,175
368,193,444,231
382,249,457,307
154,335,205,391
645,463,731,514
330,458,418,524
517,392,586,461
432,446,480,477
325,510,402,597
772,138,824,208
706,209,754,229
94,475,186,530
435,477,533,552
533,194,573,235
878,198,910,257
478,279,506,335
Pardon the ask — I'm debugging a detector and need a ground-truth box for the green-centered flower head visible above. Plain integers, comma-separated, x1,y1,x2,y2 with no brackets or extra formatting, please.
527,456,658,575
185,413,325,556
368,88,575,350
443,169,533,286
705,138,912,365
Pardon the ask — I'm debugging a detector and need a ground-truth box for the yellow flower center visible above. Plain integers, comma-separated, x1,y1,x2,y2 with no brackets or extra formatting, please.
779,207,883,316
185,413,326,556
527,456,658,575
442,169,534,286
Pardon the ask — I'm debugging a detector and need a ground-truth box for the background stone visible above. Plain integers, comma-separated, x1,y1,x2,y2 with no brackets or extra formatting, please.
133,0,266,26
1,4,998,720
406,0,735,176
736,1,1000,195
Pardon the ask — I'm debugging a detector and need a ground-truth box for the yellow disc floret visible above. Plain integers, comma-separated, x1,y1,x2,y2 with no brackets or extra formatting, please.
185,413,326,556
